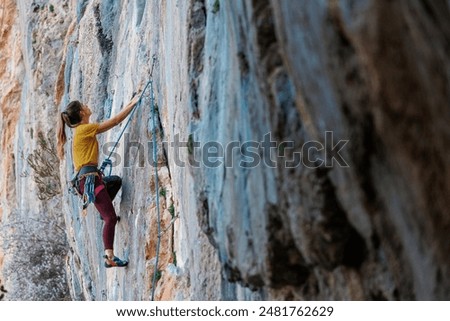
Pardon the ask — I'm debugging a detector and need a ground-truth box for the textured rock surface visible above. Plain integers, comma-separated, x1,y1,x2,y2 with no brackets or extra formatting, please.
0,0,449,300
0,0,70,299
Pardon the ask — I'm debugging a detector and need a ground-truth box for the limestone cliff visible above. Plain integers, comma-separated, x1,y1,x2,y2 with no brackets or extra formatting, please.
0,0,449,301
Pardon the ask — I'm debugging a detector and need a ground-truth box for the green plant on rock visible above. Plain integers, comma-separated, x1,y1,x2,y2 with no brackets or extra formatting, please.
172,251,177,267
155,270,162,281
187,134,194,155
212,0,220,14
169,203,175,219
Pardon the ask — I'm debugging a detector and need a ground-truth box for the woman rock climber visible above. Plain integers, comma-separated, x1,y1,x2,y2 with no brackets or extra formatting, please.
57,96,139,268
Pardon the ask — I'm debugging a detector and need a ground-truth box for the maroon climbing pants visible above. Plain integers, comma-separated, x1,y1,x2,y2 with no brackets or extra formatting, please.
79,175,117,250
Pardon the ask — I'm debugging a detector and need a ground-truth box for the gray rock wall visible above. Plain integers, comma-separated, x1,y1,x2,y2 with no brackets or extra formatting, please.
0,0,70,300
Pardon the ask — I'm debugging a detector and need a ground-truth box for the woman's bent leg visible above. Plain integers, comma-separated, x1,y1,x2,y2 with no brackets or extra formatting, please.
79,176,117,250
93,186,118,250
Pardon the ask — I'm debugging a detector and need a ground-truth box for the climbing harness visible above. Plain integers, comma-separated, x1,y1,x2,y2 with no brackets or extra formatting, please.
69,165,100,210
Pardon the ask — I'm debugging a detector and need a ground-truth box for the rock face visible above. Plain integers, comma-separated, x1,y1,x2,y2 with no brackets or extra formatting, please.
0,0,449,300
0,0,70,300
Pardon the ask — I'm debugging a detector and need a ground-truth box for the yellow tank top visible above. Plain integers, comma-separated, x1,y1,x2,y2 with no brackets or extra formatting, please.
73,123,100,171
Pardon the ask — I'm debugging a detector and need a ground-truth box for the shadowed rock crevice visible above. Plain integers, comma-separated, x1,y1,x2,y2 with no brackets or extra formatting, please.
196,191,216,247
93,3,114,56
267,205,310,289
93,1,116,119
188,0,207,121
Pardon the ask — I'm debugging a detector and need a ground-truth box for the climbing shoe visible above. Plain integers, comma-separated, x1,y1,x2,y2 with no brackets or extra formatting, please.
104,255,128,268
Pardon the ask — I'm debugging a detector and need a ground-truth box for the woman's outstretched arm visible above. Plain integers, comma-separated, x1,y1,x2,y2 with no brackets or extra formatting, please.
97,95,140,134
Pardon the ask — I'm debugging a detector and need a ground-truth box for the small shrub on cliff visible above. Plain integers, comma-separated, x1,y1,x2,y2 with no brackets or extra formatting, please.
0,217,69,300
